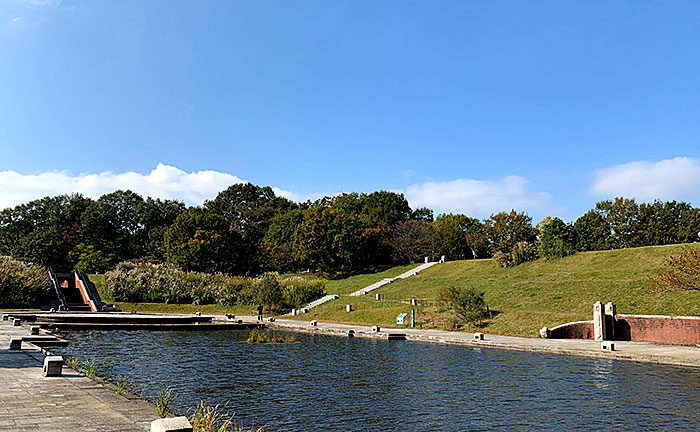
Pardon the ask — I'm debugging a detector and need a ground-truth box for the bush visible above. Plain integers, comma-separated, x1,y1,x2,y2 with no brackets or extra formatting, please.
0,256,50,307
651,249,700,292
438,285,488,326
251,274,283,308
493,241,538,268
281,277,326,308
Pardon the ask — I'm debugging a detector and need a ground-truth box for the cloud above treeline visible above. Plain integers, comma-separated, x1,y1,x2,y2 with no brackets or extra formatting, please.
589,156,700,202
403,176,553,218
0,163,300,209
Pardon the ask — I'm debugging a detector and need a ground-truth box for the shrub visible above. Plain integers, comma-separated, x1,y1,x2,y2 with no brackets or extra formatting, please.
0,256,50,308
438,285,489,326
281,277,326,308
493,242,538,268
251,274,283,308
651,249,700,292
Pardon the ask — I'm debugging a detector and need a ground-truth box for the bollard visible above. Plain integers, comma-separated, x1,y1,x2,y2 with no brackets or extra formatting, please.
539,327,550,338
12,318,21,326
30,326,40,335
375,293,381,301
601,342,615,351
345,304,352,312
372,325,380,332
131,310,137,314
151,416,193,432
424,256,429,263
225,313,235,320
473,332,484,340
310,320,317,326
42,356,63,377
411,298,417,306
593,301,605,341
1,314,7,321
194,311,201,316
348,329,355,338
8,338,22,350
267,317,275,322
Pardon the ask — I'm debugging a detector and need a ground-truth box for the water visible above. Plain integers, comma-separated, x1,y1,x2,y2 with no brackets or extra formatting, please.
53,330,700,431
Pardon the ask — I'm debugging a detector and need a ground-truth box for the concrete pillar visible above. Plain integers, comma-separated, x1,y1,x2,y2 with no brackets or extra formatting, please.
42,356,63,377
1,314,7,321
345,304,352,312
309,320,317,326
347,329,355,338
12,318,20,327
30,326,40,335
372,325,380,332
593,301,605,341
411,298,417,306
604,302,616,341
151,417,193,432
473,332,484,340
375,293,381,301
440,255,446,263
539,327,550,338
8,338,21,350
424,256,429,263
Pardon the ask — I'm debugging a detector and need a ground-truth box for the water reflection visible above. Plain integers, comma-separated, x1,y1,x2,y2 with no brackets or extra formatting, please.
54,330,700,432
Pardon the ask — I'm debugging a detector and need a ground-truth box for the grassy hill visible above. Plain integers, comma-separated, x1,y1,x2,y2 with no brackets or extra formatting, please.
304,243,700,337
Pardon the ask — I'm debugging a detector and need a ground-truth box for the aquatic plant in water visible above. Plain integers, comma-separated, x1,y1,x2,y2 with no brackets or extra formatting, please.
189,402,265,432
156,387,173,417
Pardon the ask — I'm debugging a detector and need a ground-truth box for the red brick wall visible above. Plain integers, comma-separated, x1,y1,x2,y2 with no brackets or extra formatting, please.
614,314,700,346
550,321,594,339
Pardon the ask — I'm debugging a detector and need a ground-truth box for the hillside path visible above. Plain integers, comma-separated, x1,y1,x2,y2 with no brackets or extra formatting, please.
349,261,439,296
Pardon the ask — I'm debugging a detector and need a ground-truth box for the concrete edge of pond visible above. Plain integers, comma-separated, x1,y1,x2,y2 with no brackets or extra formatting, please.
0,319,162,431
264,317,700,369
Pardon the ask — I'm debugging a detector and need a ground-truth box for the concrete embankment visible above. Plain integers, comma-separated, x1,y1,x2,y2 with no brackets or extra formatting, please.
267,318,700,368
0,319,158,431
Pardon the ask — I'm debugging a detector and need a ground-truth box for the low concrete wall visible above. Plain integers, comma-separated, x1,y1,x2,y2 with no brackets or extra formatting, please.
550,321,594,340
614,314,700,346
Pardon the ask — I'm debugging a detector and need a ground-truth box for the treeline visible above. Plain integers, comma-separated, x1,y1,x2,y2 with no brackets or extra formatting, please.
1,184,700,275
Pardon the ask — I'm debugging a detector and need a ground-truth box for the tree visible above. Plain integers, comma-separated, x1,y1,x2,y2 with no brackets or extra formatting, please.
262,208,306,272
438,286,489,326
359,191,412,226
484,210,538,254
164,208,240,273
411,207,434,222
391,220,433,263
573,210,609,251
594,197,639,249
431,214,482,260
538,217,576,258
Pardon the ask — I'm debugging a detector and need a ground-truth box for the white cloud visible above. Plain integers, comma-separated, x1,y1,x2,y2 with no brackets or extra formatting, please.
589,157,700,201
10,16,23,23
0,163,249,209
10,0,61,6
404,175,553,218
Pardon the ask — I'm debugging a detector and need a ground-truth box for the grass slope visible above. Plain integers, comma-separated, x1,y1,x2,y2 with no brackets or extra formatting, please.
305,243,700,337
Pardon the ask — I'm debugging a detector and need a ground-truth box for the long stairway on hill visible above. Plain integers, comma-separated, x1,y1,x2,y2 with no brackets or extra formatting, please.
349,261,439,296
286,294,339,315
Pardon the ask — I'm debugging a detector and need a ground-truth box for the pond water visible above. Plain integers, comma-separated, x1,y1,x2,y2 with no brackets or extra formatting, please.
53,329,700,431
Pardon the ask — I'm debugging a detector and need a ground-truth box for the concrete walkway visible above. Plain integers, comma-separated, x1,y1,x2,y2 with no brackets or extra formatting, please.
268,317,700,368
0,320,157,431
348,261,439,296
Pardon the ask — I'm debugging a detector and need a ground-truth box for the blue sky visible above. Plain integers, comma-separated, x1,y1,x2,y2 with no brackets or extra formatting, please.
2,1,700,221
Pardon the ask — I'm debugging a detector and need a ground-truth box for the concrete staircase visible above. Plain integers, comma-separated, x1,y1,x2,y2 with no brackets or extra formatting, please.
349,261,439,296
287,294,339,315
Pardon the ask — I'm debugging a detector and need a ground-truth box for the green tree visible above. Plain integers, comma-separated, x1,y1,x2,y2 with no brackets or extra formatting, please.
431,214,482,260
594,197,639,249
573,210,609,251
538,217,576,258
484,210,538,254
164,208,240,273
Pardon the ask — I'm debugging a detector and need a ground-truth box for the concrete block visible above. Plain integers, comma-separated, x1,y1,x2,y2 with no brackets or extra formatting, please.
372,325,380,332
539,327,550,338
151,416,193,432
12,318,21,326
375,293,381,301
424,256,429,263
345,304,352,312
601,342,615,351
267,317,275,322
42,356,63,377
225,313,235,320
8,337,22,350
473,332,484,340
440,255,446,263
194,311,201,316
30,326,40,335
1,314,7,320
348,329,355,338
411,298,417,306
309,320,317,326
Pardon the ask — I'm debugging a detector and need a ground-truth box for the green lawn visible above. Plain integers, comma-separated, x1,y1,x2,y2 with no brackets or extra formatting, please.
304,243,700,337
88,243,700,337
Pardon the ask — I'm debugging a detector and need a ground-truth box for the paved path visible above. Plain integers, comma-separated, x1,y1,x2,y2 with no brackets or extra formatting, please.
0,320,157,431
268,318,700,368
